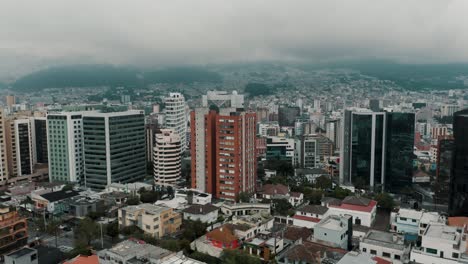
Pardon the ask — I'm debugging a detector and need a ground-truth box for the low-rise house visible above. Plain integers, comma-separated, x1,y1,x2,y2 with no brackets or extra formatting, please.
118,203,181,238
312,215,352,250
31,189,80,214
221,202,271,216
105,182,152,196
276,240,347,264
283,226,313,243
175,188,212,205
4,247,38,264
243,232,284,262
98,239,204,264
182,204,219,224
191,225,240,258
257,184,304,206
66,196,104,218
336,251,391,264
292,204,328,229
64,254,99,264
448,217,468,254
322,196,377,227
359,230,410,264
390,208,446,240
410,223,468,264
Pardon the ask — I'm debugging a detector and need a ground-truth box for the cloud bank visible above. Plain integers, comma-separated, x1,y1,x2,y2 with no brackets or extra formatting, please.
1,0,467,79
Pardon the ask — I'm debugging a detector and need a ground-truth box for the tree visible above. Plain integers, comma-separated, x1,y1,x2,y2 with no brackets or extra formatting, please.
140,191,160,203
75,217,100,246
220,249,262,264
374,192,395,210
314,176,332,190
105,221,119,241
166,186,174,198
45,219,61,248
273,199,293,216
62,184,74,191
190,252,221,264
330,187,352,200
87,211,104,221
182,220,207,242
238,192,250,203
305,189,324,205
126,196,140,205
353,177,367,190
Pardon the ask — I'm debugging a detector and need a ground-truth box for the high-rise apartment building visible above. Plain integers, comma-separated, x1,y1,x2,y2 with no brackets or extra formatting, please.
449,109,468,216
164,93,187,151
384,112,415,193
278,106,300,127
0,109,8,185
83,110,146,189
340,109,386,190
47,112,84,183
296,136,318,168
202,90,244,108
191,108,256,200
13,119,33,176
435,135,453,206
153,129,181,186
325,119,341,150
0,206,28,256
440,104,459,117
33,117,48,164
340,109,415,192
5,95,15,108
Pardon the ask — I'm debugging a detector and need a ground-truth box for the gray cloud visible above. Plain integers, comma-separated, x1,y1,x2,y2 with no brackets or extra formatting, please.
1,0,468,80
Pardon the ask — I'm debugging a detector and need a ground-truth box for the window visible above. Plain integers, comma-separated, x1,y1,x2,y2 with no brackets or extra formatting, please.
412,219,417,223
400,217,407,221
453,253,459,258
370,250,377,255
324,233,327,236
382,252,391,258
362,248,367,252
394,255,400,260
426,248,437,254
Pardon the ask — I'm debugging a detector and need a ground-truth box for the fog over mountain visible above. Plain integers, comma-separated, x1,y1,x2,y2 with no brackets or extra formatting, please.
1,0,468,81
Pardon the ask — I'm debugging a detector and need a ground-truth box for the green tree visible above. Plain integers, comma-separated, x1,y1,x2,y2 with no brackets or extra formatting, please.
306,189,324,205
75,217,100,246
62,184,74,191
273,199,293,216
314,176,332,189
182,220,207,242
238,192,250,203
220,249,262,264
87,211,104,221
140,191,160,203
126,196,140,205
331,187,352,200
374,192,395,210
190,251,221,264
353,177,367,190
105,221,119,241
45,219,61,248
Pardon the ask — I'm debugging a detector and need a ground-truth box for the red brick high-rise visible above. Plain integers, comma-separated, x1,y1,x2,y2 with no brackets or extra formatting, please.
191,108,256,201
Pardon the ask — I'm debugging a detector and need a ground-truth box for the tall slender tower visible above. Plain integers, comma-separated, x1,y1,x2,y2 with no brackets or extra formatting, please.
164,93,187,151
449,109,468,216
191,108,256,201
153,129,181,186
0,108,8,184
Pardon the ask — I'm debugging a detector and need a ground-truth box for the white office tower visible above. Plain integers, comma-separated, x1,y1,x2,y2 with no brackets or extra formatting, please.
153,129,182,186
202,90,244,108
47,112,84,183
0,108,8,184
164,93,187,151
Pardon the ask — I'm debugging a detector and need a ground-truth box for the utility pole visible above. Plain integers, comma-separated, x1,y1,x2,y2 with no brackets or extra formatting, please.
100,222,104,249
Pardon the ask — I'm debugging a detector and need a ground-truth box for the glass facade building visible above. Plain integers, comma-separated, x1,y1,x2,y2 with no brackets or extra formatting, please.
34,118,48,164
83,111,146,190
449,109,468,216
340,109,415,193
385,113,415,193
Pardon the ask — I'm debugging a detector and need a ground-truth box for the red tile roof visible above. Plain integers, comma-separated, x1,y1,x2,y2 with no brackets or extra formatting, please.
293,215,321,222
260,184,289,196
64,255,99,264
206,225,238,244
373,256,392,264
329,200,377,213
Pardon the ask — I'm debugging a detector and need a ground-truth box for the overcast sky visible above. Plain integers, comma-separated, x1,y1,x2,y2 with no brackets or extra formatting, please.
1,0,468,80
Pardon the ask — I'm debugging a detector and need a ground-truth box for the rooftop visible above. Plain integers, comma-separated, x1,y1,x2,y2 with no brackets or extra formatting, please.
122,203,168,215
182,204,219,215
105,239,173,259
297,204,328,215
337,251,391,264
316,215,350,231
6,247,36,258
283,226,312,241
362,230,406,250
424,224,461,243
40,190,80,202
397,208,423,220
